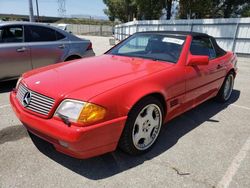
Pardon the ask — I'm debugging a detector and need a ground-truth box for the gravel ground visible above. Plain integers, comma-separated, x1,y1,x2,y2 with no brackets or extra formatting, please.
0,36,249,188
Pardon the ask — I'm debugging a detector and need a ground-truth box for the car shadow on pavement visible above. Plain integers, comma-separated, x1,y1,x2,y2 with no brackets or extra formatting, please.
0,80,17,93
30,90,240,180
0,125,29,145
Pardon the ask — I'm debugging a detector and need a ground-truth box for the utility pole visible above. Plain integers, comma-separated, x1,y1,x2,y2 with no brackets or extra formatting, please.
58,0,66,18
29,0,35,22
35,0,40,22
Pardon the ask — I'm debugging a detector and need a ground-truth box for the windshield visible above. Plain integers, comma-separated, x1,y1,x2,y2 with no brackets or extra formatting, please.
107,33,186,63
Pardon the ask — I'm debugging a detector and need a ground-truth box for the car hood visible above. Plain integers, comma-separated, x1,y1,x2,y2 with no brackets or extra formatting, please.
22,55,173,101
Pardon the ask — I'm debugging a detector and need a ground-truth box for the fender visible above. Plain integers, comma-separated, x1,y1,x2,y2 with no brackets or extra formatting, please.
89,67,185,121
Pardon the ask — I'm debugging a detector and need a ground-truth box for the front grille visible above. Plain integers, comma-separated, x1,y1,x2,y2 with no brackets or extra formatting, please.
16,84,55,116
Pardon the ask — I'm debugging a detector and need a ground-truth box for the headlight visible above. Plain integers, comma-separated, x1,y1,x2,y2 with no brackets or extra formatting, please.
16,77,23,88
55,99,106,125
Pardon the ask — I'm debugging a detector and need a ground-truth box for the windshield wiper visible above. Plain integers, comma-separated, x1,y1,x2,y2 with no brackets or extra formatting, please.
111,53,176,63
132,55,175,63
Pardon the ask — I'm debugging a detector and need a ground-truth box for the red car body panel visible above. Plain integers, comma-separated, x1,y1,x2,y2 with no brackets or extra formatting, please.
21,55,171,100
10,34,237,159
10,93,127,158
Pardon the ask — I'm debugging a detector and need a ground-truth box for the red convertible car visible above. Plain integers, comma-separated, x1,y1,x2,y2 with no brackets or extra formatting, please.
10,31,237,159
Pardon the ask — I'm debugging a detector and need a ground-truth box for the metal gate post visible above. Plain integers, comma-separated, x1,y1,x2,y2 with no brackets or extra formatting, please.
232,22,240,52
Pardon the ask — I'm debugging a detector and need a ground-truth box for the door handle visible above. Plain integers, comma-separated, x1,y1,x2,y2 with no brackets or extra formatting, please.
217,64,223,69
58,44,65,49
16,47,26,52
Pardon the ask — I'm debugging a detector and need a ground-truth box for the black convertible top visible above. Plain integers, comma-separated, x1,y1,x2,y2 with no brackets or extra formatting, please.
137,31,209,37
136,30,227,55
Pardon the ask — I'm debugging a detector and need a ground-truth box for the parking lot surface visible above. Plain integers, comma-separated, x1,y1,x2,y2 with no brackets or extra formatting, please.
0,36,250,188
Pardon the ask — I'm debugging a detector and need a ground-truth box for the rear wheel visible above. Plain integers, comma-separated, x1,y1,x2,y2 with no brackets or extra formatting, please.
216,72,234,102
119,96,164,155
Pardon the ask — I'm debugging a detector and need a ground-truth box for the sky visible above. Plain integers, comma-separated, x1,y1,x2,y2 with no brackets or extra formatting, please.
0,0,108,19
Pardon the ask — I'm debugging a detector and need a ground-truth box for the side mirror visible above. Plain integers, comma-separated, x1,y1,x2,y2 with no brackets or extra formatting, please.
187,55,209,66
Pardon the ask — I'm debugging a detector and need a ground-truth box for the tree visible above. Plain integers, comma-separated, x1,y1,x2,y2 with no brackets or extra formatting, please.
241,4,250,17
166,0,173,20
214,0,250,18
211,0,247,18
135,0,166,20
103,0,137,22
179,0,213,19
179,0,250,19
103,0,175,22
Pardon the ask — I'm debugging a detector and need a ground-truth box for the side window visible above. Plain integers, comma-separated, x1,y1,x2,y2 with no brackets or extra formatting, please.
190,37,216,59
25,26,57,42
0,26,23,43
55,31,65,40
210,37,227,58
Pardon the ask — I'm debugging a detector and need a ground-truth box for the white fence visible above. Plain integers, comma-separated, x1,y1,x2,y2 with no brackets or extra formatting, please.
114,18,250,55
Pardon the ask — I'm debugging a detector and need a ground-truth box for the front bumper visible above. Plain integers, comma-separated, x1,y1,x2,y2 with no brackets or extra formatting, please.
10,91,127,159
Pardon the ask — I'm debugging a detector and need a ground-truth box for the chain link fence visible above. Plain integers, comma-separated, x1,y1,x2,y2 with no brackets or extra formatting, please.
51,23,114,36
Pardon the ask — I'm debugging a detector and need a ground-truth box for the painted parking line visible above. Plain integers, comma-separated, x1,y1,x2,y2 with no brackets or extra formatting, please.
0,104,10,109
231,104,250,111
216,103,250,188
217,136,250,188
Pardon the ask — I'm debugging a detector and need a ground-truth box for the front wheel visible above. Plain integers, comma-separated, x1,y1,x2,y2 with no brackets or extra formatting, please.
216,72,235,102
119,96,164,155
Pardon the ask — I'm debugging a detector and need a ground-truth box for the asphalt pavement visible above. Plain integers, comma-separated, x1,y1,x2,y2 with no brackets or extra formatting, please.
0,36,249,188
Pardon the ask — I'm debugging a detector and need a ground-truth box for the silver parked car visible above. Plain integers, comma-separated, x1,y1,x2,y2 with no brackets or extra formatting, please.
0,22,95,81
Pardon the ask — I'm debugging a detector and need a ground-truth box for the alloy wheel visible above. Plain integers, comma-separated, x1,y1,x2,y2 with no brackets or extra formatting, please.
132,104,162,150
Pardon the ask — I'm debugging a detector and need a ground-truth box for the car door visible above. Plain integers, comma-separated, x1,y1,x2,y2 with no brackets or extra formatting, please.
185,36,226,104
0,25,32,80
24,25,69,69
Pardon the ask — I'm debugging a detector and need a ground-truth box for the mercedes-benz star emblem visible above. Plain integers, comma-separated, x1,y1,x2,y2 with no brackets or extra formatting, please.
22,91,32,107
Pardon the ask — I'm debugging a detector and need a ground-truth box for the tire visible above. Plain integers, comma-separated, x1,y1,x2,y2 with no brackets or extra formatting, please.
65,55,81,62
119,96,164,155
215,72,234,102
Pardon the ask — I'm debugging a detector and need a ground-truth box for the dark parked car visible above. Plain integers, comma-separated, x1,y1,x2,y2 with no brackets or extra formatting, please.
0,22,95,81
